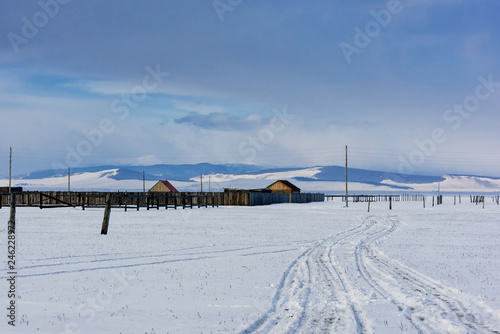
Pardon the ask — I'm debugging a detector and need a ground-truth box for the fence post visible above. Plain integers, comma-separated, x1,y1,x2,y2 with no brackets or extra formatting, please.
39,192,43,209
101,194,112,235
367,200,370,212
389,196,392,210
8,194,16,234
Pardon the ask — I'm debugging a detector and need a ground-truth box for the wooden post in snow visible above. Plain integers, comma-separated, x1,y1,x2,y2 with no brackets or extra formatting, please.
8,147,12,205
367,200,370,212
8,193,16,234
101,194,112,235
389,196,392,210
345,145,348,208
143,171,146,192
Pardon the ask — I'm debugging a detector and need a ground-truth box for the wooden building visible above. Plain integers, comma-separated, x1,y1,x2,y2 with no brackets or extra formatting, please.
266,180,301,195
0,187,22,193
148,180,178,193
224,188,272,193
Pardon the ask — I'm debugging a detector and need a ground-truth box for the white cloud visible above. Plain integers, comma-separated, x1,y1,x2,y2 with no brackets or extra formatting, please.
170,99,227,115
63,80,136,95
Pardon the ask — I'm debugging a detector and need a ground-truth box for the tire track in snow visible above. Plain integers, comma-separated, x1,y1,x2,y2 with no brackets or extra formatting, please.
241,215,500,334
13,239,317,275
357,216,500,333
26,239,317,263
241,221,374,334
0,246,303,279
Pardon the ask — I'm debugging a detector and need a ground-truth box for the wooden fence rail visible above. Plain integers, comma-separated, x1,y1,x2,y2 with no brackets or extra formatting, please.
0,191,324,208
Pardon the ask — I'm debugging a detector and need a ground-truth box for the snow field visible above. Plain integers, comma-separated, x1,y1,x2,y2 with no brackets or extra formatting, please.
0,197,499,333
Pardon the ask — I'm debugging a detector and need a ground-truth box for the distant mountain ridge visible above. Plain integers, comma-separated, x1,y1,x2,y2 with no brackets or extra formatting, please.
17,163,267,182
5,163,500,192
16,163,447,188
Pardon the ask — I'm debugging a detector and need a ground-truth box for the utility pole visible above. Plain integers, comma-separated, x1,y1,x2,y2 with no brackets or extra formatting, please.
8,147,12,205
200,174,203,192
345,145,348,208
68,167,71,192
143,171,145,192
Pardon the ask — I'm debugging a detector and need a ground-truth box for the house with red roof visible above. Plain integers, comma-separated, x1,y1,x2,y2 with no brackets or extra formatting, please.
148,180,179,193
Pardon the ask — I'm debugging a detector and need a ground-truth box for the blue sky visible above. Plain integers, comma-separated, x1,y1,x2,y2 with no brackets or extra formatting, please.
1,0,499,176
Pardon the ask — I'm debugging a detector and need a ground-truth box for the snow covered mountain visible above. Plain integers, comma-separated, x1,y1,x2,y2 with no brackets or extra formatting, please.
15,163,266,182
2,163,500,193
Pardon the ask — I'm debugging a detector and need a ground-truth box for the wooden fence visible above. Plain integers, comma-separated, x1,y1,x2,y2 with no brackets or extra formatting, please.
0,191,325,208
249,192,324,206
325,194,403,202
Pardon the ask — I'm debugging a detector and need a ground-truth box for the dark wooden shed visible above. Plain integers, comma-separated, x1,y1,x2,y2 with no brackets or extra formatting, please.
266,180,301,195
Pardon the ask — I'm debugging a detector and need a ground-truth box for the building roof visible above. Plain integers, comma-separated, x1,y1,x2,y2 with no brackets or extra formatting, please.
148,180,178,193
160,180,178,192
267,180,301,192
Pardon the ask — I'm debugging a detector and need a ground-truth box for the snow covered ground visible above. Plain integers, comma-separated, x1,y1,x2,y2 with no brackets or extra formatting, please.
1,197,499,333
